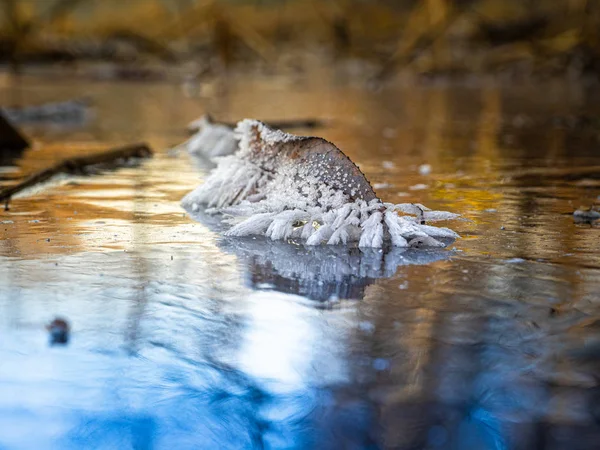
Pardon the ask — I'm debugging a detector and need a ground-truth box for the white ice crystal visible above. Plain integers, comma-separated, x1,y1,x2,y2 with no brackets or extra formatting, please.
182,119,462,249
183,115,238,158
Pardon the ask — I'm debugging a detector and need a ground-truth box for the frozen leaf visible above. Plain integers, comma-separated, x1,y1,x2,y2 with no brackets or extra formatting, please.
182,120,462,249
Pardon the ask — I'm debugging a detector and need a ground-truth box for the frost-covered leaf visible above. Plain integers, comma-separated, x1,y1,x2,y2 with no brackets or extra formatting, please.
182,119,462,249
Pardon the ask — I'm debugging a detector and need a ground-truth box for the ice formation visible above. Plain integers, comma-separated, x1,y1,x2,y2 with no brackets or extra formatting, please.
184,114,238,157
182,119,461,248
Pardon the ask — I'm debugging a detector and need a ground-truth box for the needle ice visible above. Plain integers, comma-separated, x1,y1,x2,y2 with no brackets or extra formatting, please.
184,114,238,158
182,119,461,248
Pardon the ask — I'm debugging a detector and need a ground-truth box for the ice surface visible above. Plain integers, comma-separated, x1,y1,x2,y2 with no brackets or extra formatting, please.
182,119,462,249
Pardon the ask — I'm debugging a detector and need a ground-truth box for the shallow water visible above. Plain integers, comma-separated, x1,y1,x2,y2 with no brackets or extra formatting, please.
1,71,600,449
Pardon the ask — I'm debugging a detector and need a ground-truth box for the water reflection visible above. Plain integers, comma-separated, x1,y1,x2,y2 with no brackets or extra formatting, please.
224,237,452,302
190,208,453,301
2,254,600,449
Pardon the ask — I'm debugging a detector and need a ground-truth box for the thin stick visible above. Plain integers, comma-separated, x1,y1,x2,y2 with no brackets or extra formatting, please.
221,118,325,130
188,117,326,134
0,143,152,210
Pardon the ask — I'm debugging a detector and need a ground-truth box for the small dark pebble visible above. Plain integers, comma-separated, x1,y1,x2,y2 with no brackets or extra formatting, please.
46,317,70,345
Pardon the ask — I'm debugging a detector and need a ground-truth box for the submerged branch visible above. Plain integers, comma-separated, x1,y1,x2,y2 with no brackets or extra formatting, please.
0,143,152,210
182,119,461,249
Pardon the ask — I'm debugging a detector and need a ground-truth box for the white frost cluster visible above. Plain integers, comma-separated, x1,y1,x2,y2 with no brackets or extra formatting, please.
184,115,238,157
182,119,461,249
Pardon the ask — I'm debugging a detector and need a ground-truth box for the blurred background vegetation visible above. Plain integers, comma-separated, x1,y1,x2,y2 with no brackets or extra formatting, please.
1,0,599,80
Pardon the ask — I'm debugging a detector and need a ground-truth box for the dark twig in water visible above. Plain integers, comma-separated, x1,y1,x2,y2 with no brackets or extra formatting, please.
188,116,325,134
0,143,152,210
227,118,324,130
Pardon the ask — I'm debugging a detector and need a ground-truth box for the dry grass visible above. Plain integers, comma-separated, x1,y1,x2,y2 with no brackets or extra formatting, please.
1,0,599,78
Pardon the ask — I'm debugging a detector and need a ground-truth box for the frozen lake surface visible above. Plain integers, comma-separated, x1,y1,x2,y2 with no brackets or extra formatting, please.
1,71,600,449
